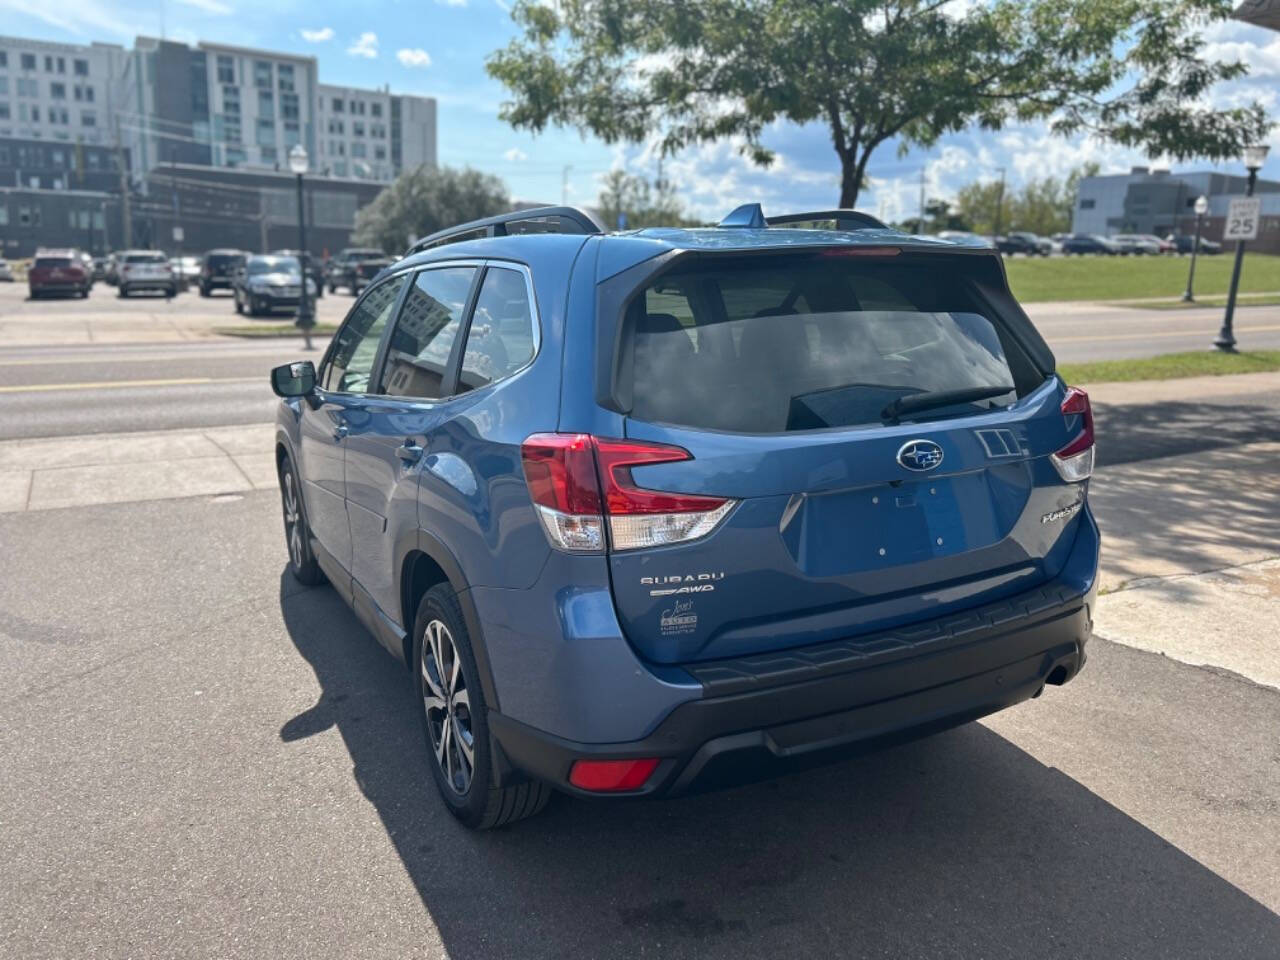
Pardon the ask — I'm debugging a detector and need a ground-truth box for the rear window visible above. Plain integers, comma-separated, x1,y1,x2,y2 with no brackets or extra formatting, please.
34,257,73,268
206,254,243,268
126,253,167,264
620,255,1040,433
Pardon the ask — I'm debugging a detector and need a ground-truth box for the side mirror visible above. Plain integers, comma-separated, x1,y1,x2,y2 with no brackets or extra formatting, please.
271,360,317,398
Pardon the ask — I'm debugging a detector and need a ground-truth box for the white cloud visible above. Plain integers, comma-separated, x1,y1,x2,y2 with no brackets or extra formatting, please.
300,27,334,43
396,48,432,68
503,148,528,163
438,0,469,6
347,32,379,59
174,0,233,14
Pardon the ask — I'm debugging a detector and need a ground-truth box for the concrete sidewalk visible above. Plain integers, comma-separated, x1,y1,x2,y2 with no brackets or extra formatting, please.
0,423,275,512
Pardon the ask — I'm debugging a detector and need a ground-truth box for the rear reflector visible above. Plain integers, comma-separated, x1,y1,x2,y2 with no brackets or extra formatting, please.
1051,386,1095,482
568,757,660,792
521,434,735,553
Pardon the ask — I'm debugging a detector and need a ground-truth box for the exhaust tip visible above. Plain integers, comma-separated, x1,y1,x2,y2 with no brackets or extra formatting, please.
1046,664,1071,686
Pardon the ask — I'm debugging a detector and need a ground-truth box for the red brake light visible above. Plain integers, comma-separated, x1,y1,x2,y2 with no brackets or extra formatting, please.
521,433,601,515
593,438,728,515
569,757,660,792
1051,386,1095,481
818,246,901,258
520,434,736,552
1057,387,1094,458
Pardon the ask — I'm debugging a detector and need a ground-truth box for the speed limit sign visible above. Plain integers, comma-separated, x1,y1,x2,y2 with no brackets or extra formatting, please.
1224,197,1261,241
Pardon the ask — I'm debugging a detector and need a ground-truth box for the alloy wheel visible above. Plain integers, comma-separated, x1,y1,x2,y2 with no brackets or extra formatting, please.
421,619,474,795
281,469,303,569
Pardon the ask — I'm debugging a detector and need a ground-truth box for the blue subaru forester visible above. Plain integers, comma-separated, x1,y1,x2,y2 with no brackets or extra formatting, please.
271,204,1098,829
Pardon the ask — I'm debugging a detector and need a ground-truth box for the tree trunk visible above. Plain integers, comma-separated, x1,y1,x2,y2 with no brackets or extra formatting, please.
839,152,861,208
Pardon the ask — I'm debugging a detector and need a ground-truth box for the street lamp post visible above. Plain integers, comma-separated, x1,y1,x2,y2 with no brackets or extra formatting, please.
288,144,315,352
1215,144,1270,352
1181,195,1209,303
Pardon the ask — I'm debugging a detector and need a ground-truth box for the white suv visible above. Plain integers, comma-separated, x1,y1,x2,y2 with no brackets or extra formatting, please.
118,251,177,298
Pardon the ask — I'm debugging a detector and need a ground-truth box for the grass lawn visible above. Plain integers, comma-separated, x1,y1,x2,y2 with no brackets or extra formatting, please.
214,323,338,338
1058,350,1280,384
1004,253,1280,303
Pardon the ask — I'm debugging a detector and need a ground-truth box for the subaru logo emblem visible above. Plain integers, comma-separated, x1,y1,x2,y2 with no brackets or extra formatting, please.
897,439,944,472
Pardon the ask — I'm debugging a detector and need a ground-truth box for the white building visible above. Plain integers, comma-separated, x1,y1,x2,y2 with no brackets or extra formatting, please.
317,83,436,181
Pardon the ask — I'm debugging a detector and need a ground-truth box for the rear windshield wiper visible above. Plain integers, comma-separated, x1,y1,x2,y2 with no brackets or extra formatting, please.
882,385,1014,423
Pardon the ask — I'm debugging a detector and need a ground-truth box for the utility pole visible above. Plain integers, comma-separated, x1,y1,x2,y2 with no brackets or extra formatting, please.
918,163,926,233
113,116,132,249
992,167,1006,244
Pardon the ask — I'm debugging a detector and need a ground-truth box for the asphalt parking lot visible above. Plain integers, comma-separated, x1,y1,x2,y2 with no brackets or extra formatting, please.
2,491,1278,958
1,279,1278,958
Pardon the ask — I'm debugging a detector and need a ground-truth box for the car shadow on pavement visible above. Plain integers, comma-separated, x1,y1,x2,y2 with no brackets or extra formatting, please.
278,572,1280,959
1093,399,1280,467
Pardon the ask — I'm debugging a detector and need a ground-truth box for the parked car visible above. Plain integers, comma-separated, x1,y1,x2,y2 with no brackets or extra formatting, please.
234,254,315,316
1109,235,1159,256
91,257,109,281
117,250,177,298
103,253,121,286
171,256,202,291
326,247,393,294
1061,234,1120,255
28,250,91,298
996,232,1049,256
271,249,324,299
270,203,1098,829
0,260,15,282
1166,233,1222,255
1135,234,1175,254
77,251,97,289
198,249,247,296
935,230,996,249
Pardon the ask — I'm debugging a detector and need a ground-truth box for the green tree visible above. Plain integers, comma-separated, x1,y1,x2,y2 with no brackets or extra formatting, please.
955,180,1015,237
597,169,700,228
487,0,1271,209
352,165,509,253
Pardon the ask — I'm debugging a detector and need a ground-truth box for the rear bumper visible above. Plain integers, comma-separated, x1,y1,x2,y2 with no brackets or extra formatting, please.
489,576,1093,798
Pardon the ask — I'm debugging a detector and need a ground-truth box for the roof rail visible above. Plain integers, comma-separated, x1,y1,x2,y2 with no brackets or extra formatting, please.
405,205,605,257
767,209,889,231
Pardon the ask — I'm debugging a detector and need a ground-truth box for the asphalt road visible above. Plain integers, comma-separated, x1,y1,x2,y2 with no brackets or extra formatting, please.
1,490,1276,959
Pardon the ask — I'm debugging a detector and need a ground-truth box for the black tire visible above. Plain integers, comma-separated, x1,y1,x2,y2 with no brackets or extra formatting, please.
328,284,336,295
119,285,129,298
278,456,325,586
200,285,210,297
413,584,551,830
234,293,244,314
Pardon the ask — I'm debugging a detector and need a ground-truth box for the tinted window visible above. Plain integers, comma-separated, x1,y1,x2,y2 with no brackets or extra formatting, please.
34,257,73,268
248,257,298,275
623,257,1026,433
323,275,408,393
206,254,243,268
125,253,167,264
380,267,476,399
458,267,537,393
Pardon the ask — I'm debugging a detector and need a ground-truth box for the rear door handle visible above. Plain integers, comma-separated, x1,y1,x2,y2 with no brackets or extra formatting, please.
332,422,349,442
396,439,425,463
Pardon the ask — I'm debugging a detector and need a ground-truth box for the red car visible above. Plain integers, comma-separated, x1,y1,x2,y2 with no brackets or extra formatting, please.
28,250,91,299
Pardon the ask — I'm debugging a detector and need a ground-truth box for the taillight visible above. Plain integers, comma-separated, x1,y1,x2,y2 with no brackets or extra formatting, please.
1051,386,1095,482
568,758,660,792
520,434,735,553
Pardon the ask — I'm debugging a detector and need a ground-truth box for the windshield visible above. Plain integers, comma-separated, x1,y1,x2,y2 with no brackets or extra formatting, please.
248,257,299,275
621,255,1034,433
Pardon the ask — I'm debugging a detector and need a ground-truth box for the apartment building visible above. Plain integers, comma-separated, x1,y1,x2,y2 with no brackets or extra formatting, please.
1,32,436,186
0,35,129,191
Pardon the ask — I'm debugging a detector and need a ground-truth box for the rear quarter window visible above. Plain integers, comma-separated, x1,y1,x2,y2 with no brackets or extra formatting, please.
618,254,1044,434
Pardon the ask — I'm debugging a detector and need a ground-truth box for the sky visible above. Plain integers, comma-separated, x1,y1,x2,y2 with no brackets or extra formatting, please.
2,0,1278,223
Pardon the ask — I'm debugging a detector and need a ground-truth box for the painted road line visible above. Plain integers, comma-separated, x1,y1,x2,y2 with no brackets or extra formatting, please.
0,377,261,394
